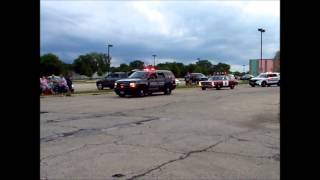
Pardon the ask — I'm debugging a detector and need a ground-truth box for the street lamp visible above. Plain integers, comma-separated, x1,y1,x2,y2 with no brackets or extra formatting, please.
258,28,265,73
107,44,113,74
152,54,156,67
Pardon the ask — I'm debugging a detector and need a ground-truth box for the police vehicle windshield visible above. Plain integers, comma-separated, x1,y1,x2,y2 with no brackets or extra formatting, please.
210,76,225,80
128,71,149,79
257,74,268,78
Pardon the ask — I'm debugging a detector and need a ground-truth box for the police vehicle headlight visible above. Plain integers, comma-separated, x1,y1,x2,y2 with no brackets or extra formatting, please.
130,82,136,88
114,82,117,86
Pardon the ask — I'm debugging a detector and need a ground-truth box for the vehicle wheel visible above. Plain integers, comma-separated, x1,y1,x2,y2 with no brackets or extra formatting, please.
97,84,103,90
267,84,271,87
138,89,145,97
216,85,221,90
277,81,280,86
201,87,206,90
164,86,172,95
261,81,267,87
109,85,114,89
118,94,125,97
148,92,152,96
250,84,255,87
230,85,235,89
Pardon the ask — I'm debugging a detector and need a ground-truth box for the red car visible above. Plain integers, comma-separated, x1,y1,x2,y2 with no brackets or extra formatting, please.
199,75,238,90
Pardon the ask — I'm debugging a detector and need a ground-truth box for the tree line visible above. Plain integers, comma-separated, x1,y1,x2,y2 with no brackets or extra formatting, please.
40,51,279,78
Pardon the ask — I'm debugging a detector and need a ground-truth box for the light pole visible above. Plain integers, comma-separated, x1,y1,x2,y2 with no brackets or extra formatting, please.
258,28,265,73
107,44,113,74
243,64,246,74
152,54,156,67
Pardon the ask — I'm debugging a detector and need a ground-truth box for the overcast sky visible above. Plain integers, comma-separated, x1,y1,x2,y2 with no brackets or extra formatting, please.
40,0,279,72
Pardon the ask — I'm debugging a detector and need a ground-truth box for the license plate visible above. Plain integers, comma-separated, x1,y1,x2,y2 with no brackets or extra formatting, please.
120,85,124,88
120,91,124,94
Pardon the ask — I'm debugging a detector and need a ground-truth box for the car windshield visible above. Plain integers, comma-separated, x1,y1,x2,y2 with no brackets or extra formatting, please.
210,76,224,80
258,74,267,78
128,71,148,79
196,74,205,78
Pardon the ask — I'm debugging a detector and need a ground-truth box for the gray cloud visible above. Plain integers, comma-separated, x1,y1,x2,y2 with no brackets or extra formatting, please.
40,1,279,71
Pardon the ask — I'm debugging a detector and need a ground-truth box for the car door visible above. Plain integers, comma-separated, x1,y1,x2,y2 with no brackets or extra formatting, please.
156,72,166,89
148,73,159,91
222,76,229,87
268,74,278,84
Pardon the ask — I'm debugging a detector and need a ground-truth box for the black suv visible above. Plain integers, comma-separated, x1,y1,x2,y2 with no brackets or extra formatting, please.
185,73,208,84
96,72,128,90
114,70,176,97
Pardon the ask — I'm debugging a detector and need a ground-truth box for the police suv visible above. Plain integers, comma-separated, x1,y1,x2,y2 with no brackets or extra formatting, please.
249,72,280,87
114,68,176,97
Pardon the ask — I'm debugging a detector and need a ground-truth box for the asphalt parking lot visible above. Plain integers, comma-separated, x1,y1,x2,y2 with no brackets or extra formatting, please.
40,85,280,180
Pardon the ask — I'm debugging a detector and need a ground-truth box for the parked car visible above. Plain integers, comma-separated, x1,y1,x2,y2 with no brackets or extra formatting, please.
175,79,181,86
240,74,254,80
114,69,176,97
185,73,208,84
199,75,238,90
96,72,128,90
249,72,280,87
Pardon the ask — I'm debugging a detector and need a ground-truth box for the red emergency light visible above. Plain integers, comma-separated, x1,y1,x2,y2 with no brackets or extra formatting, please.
143,65,156,72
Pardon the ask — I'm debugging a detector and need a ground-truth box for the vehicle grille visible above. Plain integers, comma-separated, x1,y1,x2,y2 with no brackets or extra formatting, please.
201,82,212,86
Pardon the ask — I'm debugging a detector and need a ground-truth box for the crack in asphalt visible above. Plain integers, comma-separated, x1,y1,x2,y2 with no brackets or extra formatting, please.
41,140,114,161
208,151,280,161
126,138,227,180
42,101,178,124
125,130,254,180
229,135,250,142
113,141,185,155
216,151,280,162
41,117,161,143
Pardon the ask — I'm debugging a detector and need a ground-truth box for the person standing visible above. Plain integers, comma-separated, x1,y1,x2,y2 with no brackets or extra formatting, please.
58,74,68,96
185,72,191,86
40,76,50,95
66,75,73,96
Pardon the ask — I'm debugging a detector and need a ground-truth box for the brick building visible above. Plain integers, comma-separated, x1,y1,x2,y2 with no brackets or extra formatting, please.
249,59,277,76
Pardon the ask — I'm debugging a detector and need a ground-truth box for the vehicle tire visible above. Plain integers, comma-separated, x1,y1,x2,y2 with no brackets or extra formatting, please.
261,81,267,87
230,85,235,89
138,88,145,97
109,85,114,89
97,84,103,90
118,94,125,97
201,87,206,90
267,84,271,87
148,92,152,96
216,85,221,90
164,86,172,95
277,81,280,86
250,84,255,87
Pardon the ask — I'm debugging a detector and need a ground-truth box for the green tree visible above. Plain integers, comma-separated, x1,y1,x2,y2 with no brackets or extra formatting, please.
168,62,181,77
273,50,280,72
195,60,212,75
40,53,64,76
212,62,230,73
72,52,110,77
117,63,130,72
156,63,170,70
274,50,280,60
73,54,97,77
129,60,144,70
186,64,196,74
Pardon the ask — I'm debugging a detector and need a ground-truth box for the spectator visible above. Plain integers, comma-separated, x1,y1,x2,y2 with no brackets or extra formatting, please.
185,72,191,86
58,74,68,96
66,75,73,95
40,76,50,95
